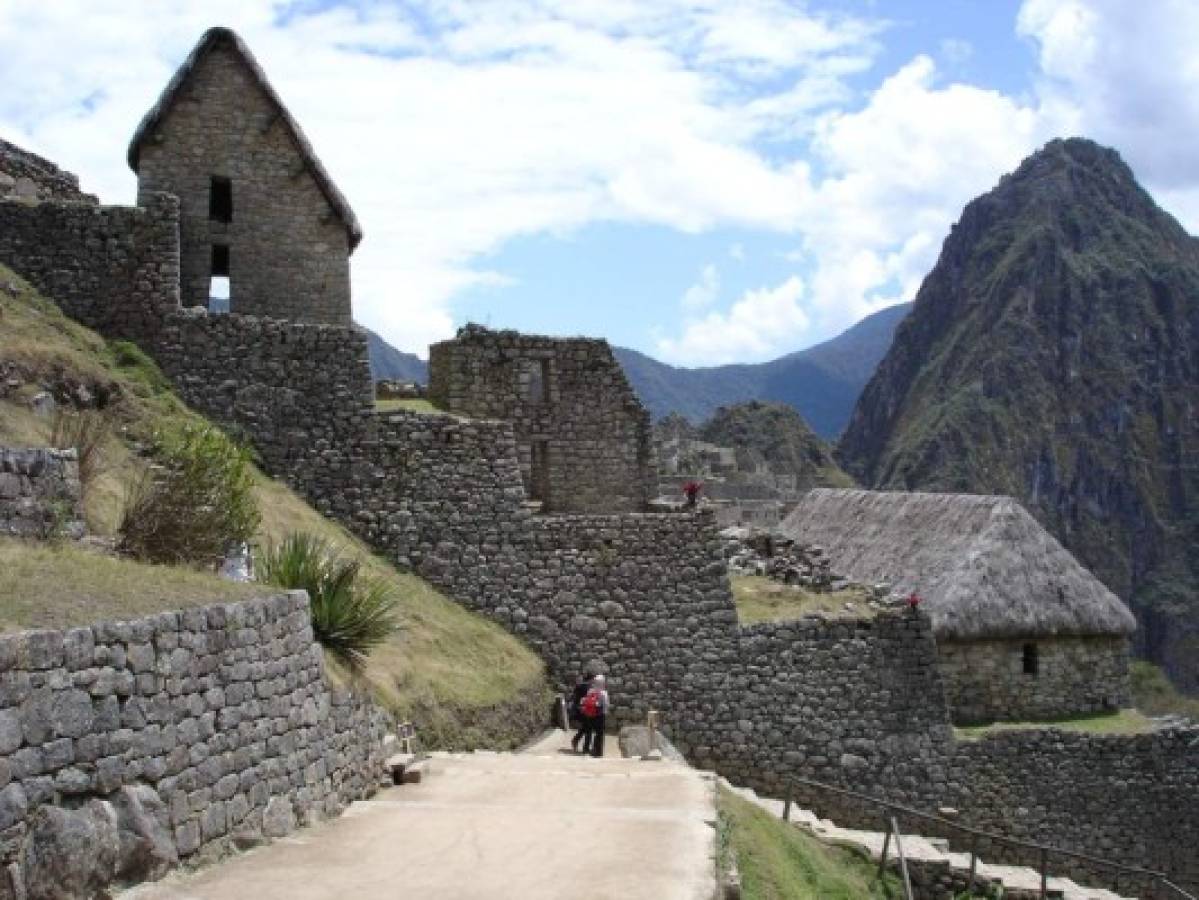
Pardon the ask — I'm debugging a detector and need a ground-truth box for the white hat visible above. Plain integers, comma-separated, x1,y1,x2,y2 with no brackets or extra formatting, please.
593,674,606,683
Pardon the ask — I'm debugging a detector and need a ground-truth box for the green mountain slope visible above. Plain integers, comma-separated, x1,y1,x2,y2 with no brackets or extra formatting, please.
838,138,1199,691
698,401,854,489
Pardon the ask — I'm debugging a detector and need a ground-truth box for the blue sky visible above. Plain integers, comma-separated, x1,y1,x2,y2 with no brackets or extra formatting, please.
3,1,1199,364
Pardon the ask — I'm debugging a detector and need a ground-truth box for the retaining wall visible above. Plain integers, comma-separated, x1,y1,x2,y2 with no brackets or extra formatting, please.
0,448,84,539
0,592,388,898
0,194,180,345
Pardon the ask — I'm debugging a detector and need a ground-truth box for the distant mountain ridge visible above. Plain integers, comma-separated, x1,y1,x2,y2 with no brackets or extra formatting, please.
364,304,911,440
614,303,911,438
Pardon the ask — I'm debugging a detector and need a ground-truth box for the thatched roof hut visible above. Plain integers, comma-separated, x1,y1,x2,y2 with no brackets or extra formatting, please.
778,489,1136,641
127,27,363,251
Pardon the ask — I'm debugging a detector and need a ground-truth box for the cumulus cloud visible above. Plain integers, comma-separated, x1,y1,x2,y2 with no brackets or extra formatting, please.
658,275,808,364
681,264,720,310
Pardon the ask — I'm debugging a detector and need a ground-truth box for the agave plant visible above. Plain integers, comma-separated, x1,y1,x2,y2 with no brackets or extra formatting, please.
257,533,399,670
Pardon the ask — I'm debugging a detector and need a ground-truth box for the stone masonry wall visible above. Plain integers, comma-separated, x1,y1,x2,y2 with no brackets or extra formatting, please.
0,139,96,204
0,592,388,898
0,448,84,540
0,194,180,345
938,636,1130,724
133,41,352,323
428,325,654,513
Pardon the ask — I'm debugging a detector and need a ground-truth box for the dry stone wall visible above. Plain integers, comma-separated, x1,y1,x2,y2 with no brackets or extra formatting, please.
0,448,84,540
938,636,1130,724
0,592,388,898
0,194,180,345
133,42,352,323
428,326,655,513
0,139,95,204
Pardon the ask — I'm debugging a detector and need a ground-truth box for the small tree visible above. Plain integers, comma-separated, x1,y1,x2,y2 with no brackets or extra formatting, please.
257,533,399,670
118,422,259,565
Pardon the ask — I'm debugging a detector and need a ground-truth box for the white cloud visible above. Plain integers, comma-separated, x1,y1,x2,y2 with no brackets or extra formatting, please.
0,0,877,356
657,275,808,364
939,38,973,65
728,243,745,261
681,264,720,310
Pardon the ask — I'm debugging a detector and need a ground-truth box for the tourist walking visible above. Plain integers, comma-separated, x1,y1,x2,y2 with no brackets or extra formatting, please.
569,671,595,753
587,675,610,758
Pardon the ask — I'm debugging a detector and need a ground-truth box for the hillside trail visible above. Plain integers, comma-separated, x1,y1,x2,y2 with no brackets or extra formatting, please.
121,730,718,900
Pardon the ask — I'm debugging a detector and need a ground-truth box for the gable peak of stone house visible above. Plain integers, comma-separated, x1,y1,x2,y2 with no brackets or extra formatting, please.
126,25,363,252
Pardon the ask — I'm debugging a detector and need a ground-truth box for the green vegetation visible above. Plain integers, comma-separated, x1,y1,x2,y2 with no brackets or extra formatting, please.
954,708,1154,741
0,537,264,630
1130,660,1199,720
258,533,399,671
732,575,873,624
0,263,549,750
717,785,897,899
376,397,442,414
119,422,260,565
49,408,111,496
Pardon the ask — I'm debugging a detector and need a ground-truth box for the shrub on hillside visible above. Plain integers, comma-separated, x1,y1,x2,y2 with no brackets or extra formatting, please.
257,533,399,670
118,422,259,565
50,408,110,497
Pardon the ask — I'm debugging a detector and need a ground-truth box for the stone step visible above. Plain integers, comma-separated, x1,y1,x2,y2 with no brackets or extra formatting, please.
717,779,1137,900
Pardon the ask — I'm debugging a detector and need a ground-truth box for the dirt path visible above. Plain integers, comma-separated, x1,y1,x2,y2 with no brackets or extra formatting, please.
123,732,717,900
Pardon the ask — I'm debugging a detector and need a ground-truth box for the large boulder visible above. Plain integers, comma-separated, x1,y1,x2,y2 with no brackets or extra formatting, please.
22,801,120,900
112,784,178,882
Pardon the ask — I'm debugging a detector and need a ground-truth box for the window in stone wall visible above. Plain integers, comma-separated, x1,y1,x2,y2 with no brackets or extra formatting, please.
529,439,549,502
1023,642,1039,676
209,244,231,313
523,359,549,404
209,176,233,223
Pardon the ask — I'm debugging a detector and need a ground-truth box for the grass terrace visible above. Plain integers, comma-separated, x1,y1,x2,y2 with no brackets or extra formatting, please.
732,575,876,625
375,397,442,414
953,708,1156,740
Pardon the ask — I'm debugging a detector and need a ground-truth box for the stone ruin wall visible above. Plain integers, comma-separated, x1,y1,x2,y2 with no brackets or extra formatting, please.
0,592,388,898
133,41,352,324
0,193,181,347
938,636,1131,725
428,327,654,513
0,448,84,540
0,139,96,204
0,169,1197,895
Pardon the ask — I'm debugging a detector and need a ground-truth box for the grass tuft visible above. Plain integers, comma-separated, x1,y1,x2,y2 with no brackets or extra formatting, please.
733,575,875,624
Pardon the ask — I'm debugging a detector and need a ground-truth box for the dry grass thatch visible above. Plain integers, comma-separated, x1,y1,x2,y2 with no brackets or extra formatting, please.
126,27,363,250
778,489,1137,641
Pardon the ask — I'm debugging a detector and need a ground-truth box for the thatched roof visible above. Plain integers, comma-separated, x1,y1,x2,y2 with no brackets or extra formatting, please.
778,489,1136,641
127,27,363,251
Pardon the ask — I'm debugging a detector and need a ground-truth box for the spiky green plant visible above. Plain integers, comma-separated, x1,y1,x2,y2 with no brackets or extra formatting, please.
257,532,399,670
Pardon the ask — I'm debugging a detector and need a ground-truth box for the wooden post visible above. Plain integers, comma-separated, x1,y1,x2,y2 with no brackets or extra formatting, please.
967,835,978,891
891,815,914,900
1039,847,1048,899
876,817,892,885
782,791,792,823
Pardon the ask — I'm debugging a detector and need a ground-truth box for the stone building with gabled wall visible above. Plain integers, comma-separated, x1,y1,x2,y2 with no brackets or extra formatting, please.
127,27,361,323
427,324,655,513
779,488,1138,724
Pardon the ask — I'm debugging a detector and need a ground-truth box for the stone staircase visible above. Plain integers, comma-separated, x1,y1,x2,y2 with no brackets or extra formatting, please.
719,780,1137,900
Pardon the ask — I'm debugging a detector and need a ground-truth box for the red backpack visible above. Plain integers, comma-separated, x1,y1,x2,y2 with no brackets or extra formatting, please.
580,689,601,718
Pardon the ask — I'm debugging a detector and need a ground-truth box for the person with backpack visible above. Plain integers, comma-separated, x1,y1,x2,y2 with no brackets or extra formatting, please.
569,671,595,753
583,674,610,758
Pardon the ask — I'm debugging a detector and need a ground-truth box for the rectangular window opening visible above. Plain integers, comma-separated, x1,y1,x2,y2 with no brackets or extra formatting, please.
529,439,549,502
1022,642,1039,676
209,176,233,223
209,244,230,313
524,360,549,404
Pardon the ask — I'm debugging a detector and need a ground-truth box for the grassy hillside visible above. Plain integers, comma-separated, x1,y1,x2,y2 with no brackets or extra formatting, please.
0,263,549,750
718,786,897,899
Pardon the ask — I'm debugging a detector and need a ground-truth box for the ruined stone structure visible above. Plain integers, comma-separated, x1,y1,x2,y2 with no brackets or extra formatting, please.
428,325,654,513
128,28,360,323
780,489,1137,724
0,448,84,539
1,32,1196,892
0,138,96,204
0,592,388,897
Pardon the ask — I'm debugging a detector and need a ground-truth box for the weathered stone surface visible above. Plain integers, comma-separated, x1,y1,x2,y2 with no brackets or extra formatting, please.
113,784,178,882
262,797,296,839
22,802,120,900
0,449,83,541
